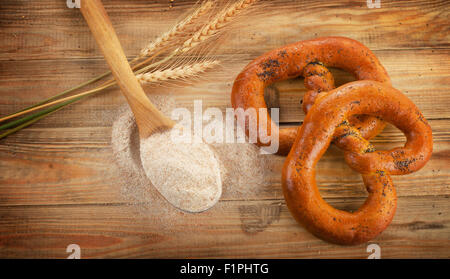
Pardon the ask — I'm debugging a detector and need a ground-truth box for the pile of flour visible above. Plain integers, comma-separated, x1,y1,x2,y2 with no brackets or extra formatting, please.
140,126,222,213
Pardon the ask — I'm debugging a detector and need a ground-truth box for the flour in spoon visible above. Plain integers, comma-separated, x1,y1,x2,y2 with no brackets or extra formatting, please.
140,126,222,213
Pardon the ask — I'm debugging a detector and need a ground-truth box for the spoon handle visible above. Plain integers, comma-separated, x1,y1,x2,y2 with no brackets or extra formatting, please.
80,0,174,138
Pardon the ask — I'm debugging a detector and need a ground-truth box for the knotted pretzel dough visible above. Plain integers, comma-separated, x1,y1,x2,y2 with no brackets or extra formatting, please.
231,36,391,155
282,80,432,245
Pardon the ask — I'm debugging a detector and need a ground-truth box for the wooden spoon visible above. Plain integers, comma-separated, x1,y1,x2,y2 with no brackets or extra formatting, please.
80,0,222,213
80,0,175,138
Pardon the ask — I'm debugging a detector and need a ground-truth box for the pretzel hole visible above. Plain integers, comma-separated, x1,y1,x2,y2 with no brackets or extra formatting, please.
263,85,280,115
370,123,407,151
329,67,357,87
265,68,357,124
315,145,368,212
265,78,305,124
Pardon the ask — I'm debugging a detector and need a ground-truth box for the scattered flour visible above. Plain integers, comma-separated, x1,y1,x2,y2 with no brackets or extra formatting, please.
111,95,273,218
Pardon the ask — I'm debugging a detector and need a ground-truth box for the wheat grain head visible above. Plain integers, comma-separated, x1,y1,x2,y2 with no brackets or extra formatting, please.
136,60,220,84
176,0,259,54
139,1,214,57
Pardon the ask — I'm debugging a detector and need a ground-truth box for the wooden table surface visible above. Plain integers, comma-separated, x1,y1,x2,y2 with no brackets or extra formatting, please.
0,0,449,258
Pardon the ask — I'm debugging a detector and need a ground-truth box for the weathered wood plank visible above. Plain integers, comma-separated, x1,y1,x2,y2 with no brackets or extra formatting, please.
0,0,448,61
0,196,448,258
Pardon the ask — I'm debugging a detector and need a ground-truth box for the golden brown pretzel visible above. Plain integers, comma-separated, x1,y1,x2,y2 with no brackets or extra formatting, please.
231,36,391,155
282,80,433,245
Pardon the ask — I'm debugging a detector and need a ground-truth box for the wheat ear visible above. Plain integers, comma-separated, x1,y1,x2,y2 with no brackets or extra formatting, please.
136,60,220,84
176,0,258,54
139,1,214,57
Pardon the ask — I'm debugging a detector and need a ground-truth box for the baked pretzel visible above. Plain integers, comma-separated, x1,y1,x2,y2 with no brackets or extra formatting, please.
282,80,433,245
231,36,391,155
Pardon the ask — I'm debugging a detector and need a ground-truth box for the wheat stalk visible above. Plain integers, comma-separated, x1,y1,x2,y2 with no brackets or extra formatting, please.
0,61,220,124
137,60,220,84
1,1,259,139
139,1,214,57
176,0,258,54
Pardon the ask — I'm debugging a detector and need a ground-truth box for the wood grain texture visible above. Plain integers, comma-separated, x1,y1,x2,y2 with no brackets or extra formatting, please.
0,0,449,258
